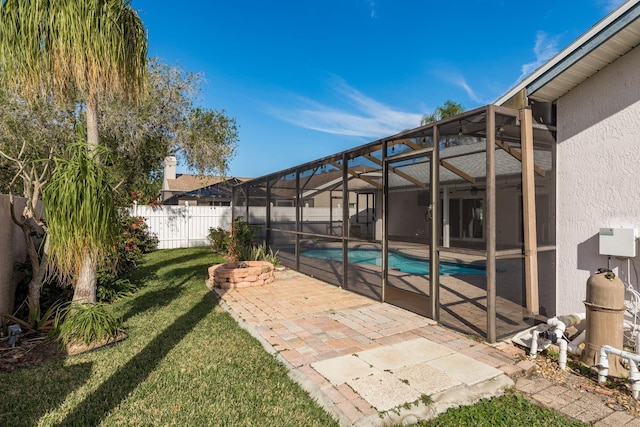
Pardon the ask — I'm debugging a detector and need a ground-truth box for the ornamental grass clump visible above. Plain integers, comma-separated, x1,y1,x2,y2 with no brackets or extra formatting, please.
249,241,281,267
53,302,123,347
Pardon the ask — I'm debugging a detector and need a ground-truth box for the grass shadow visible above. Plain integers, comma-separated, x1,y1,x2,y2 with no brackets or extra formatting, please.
0,360,93,427
57,293,217,426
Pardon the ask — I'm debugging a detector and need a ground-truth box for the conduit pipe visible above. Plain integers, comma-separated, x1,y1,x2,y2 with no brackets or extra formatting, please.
598,345,640,399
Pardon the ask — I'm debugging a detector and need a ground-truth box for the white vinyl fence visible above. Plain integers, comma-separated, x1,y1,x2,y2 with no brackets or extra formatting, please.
131,203,360,250
131,202,232,249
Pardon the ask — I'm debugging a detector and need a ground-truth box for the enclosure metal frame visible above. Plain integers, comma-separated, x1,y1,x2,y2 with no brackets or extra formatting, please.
231,104,555,342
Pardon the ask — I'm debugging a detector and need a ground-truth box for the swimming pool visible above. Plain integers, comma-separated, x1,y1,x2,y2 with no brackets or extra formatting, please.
301,248,486,275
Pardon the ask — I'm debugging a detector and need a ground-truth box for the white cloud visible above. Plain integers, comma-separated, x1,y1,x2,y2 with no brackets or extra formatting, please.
430,66,484,104
444,73,482,104
269,79,423,138
517,31,561,82
367,0,376,18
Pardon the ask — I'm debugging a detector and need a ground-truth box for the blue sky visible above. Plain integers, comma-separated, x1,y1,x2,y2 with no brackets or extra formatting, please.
132,0,626,178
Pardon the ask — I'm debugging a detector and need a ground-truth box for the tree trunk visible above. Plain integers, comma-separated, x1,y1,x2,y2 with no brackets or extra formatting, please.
25,237,49,324
73,254,97,304
8,191,46,323
18,220,43,319
73,92,100,304
86,93,100,151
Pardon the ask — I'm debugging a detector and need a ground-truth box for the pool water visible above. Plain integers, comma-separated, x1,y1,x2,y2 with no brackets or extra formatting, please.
301,248,485,275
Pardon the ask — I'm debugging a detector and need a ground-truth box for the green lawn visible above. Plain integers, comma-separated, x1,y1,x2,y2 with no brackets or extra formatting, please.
415,390,588,426
1,247,588,427
0,247,337,427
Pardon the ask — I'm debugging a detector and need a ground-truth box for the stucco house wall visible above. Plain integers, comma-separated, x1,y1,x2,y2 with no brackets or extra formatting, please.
0,195,28,315
556,45,640,314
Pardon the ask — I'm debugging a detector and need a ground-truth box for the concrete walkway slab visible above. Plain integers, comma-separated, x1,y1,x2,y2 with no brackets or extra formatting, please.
427,353,504,386
312,354,380,386
357,338,455,371
348,371,422,412
395,362,461,395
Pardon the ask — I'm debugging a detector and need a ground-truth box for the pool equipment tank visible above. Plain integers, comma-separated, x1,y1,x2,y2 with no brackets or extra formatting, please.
581,270,626,377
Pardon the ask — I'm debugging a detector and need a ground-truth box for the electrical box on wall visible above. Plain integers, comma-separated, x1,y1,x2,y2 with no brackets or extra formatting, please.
599,228,637,258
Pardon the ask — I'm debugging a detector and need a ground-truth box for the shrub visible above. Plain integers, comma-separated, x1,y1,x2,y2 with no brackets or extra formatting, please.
96,210,158,301
228,216,255,261
208,226,229,253
210,217,278,265
117,211,159,269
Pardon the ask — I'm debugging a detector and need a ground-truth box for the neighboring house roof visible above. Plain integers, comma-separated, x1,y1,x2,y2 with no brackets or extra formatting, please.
181,178,244,198
497,0,640,105
164,177,253,204
164,174,227,192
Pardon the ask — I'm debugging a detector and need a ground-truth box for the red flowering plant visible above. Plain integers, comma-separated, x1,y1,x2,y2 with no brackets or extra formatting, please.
117,212,158,270
96,211,158,301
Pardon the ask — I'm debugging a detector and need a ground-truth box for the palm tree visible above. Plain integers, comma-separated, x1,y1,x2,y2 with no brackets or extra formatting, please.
0,0,148,304
421,100,464,125
421,100,465,148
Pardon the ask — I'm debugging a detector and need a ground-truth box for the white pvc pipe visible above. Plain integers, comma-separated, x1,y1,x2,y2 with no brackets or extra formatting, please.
567,330,585,354
547,313,586,340
623,320,640,353
529,329,539,358
598,344,640,399
557,331,587,370
558,339,568,370
598,346,610,383
630,358,640,400
531,313,585,363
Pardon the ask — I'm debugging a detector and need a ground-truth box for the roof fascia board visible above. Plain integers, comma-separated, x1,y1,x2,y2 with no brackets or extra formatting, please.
527,3,640,97
495,0,640,105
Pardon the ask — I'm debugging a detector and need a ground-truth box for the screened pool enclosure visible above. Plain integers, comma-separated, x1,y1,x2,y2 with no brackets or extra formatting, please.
232,104,556,342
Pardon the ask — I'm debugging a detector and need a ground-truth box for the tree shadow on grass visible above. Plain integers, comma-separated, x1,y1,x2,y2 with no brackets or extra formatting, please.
0,360,93,427
56,293,217,426
120,283,186,323
127,247,216,284
121,264,210,322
